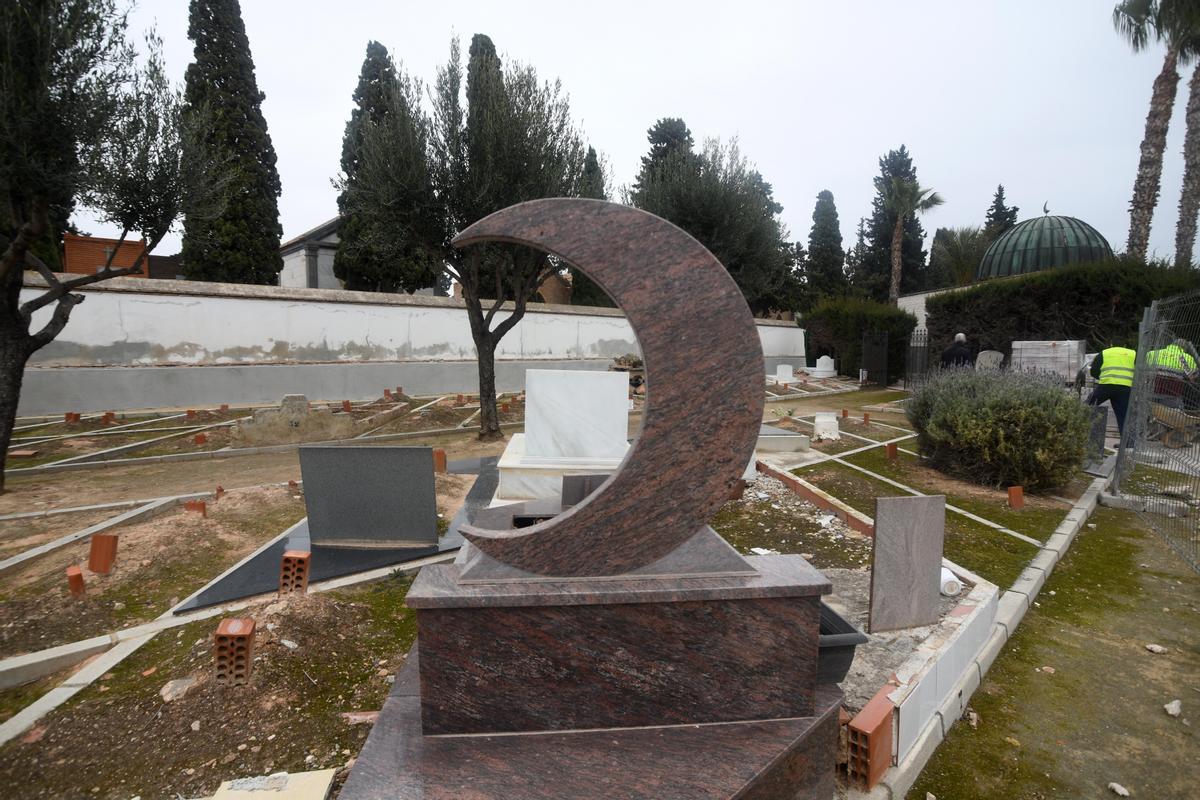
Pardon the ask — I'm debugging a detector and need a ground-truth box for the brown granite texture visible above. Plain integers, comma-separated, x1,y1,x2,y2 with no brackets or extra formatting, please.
451,199,766,577
408,553,829,608
339,650,841,800
416,592,819,735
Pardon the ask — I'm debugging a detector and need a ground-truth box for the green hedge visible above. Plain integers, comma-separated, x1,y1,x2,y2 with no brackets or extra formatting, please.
802,297,916,381
906,370,1091,490
926,257,1200,355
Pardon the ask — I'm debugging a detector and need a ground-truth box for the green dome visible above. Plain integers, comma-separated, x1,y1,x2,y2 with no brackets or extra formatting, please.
976,215,1113,280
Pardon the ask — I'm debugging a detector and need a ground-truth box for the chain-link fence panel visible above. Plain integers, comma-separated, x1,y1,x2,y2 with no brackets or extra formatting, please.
1114,289,1200,572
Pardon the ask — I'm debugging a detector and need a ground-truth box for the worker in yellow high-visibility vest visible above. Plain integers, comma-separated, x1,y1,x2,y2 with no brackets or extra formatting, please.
1146,338,1199,408
1088,344,1137,435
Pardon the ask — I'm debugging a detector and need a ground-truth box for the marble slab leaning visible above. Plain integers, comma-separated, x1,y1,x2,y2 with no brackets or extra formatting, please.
868,495,945,633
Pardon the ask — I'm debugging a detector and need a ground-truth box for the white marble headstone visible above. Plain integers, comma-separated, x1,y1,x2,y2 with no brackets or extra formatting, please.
811,356,836,378
774,364,794,382
813,412,840,441
524,370,629,462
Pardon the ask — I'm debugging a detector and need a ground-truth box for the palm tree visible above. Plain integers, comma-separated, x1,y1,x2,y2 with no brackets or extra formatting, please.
1113,0,1192,261
930,226,989,287
879,177,943,303
1169,7,1200,266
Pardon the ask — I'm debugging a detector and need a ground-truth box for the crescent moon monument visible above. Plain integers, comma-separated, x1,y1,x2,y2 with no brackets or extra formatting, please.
453,198,765,577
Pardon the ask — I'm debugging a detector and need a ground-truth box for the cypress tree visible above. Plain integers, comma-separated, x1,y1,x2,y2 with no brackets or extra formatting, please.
570,147,613,307
335,41,400,291
982,184,1019,241
852,146,929,301
181,0,282,284
804,190,846,304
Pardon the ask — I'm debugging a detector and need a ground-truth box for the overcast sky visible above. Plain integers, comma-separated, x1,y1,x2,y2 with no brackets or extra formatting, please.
77,0,1189,263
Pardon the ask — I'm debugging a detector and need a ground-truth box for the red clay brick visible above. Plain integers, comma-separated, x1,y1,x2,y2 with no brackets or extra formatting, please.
501,403,510,413
186,409,196,419
456,393,465,406
885,442,897,460
66,565,85,597
88,533,118,574
101,411,116,425
214,618,256,686
342,400,353,413
384,388,392,399
215,485,225,500
396,386,403,396
432,448,447,474
193,433,208,445
184,499,207,518
220,403,229,412
1008,485,1024,510
841,409,849,419
288,479,299,491
64,412,75,423
863,412,871,425
279,550,311,595
847,685,894,790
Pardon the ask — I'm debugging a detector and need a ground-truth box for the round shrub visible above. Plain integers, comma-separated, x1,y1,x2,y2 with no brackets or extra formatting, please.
906,369,1091,491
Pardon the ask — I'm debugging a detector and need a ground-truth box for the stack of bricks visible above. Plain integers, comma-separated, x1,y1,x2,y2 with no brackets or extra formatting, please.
279,550,312,595
214,618,256,686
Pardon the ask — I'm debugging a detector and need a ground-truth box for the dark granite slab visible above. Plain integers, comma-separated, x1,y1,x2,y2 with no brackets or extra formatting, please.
408,554,830,608
339,649,841,800
300,446,437,548
416,589,820,734
173,457,499,613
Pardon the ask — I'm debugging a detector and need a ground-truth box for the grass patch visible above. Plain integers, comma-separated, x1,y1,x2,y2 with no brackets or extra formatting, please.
793,461,1037,587
909,508,1191,799
842,448,1067,543
711,498,871,570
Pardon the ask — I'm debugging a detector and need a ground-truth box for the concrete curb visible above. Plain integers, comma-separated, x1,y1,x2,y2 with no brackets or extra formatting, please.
0,494,203,575
6,421,524,475
863,473,1112,799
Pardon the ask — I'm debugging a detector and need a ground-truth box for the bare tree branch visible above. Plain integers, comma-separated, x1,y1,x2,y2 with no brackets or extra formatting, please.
27,294,85,353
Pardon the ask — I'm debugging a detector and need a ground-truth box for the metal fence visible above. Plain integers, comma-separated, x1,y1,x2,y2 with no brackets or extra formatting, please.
1114,289,1200,572
905,329,931,388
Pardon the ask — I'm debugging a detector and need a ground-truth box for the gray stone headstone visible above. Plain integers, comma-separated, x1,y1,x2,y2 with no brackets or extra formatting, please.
869,495,946,633
975,350,1004,371
299,446,437,549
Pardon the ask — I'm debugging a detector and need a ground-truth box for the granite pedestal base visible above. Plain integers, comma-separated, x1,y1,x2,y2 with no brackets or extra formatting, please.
339,649,842,800
406,553,830,735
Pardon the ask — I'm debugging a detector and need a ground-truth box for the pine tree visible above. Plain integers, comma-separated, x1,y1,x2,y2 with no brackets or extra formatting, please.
851,146,930,302
334,41,401,291
630,118,695,197
982,184,1019,241
181,0,283,284
570,147,613,307
804,190,846,305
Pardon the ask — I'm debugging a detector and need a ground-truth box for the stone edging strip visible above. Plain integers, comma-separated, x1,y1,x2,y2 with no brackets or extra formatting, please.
858,473,1111,799
6,421,523,475
755,461,875,536
0,495,203,576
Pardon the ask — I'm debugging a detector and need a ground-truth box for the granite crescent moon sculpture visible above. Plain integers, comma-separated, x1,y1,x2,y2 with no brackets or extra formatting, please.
454,199,765,577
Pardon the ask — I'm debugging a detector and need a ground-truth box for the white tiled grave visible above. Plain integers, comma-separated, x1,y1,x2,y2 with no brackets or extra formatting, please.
495,369,631,501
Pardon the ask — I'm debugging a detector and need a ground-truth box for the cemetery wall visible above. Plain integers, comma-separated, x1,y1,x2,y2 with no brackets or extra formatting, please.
19,274,805,414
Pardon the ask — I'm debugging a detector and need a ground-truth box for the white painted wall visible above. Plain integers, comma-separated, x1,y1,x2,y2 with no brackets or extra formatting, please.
24,276,804,368
279,250,308,288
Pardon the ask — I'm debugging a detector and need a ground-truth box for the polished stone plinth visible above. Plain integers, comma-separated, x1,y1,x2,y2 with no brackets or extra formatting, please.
407,554,829,735
339,649,842,800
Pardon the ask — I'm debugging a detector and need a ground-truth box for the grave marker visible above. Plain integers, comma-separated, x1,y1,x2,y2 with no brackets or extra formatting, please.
868,495,945,632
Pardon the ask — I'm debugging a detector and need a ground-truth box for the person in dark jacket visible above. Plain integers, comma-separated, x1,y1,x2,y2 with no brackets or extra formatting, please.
940,333,974,368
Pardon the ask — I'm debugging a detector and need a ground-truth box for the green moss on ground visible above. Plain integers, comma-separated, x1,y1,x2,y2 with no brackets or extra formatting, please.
908,508,1197,799
792,461,1037,587
0,672,63,724
843,448,1067,543
711,498,871,570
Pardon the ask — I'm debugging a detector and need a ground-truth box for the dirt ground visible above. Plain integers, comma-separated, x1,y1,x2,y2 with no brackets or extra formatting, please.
0,430,510,515
0,508,120,560
909,507,1200,800
0,579,418,800
0,486,309,659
